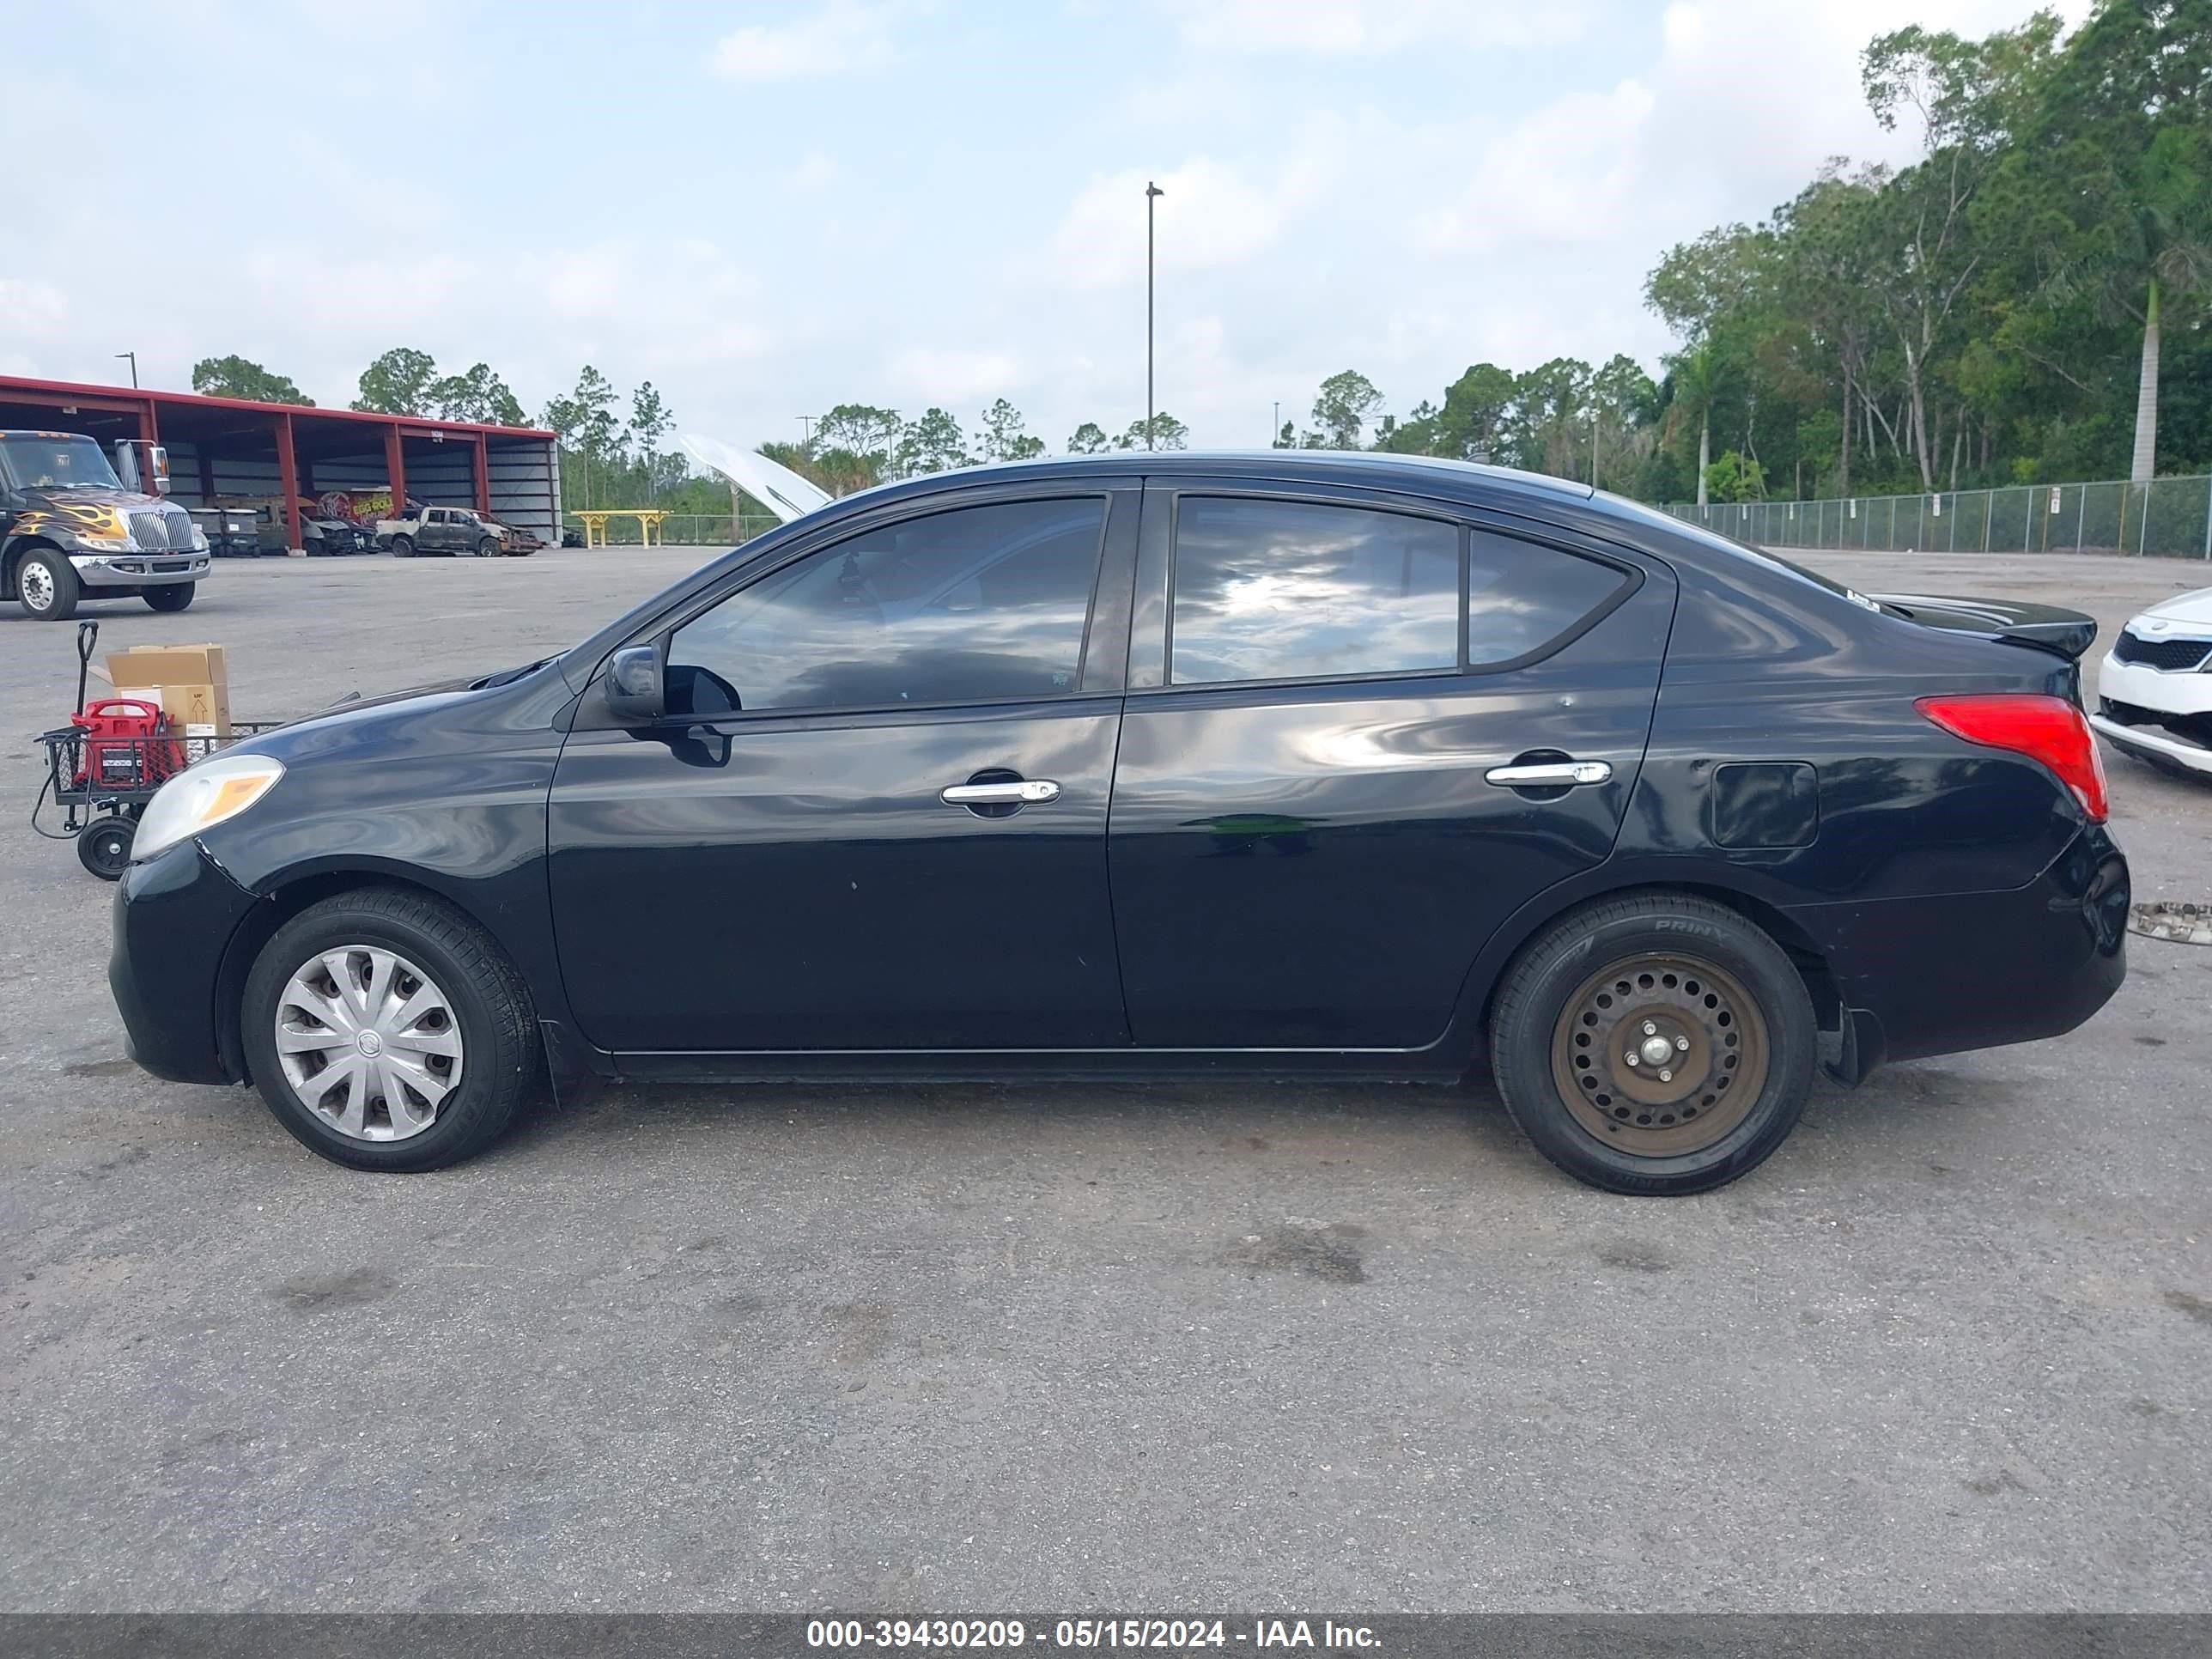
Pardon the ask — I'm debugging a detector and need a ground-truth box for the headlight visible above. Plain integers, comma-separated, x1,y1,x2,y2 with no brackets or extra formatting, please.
76,533,135,552
190,529,210,551
133,753,285,863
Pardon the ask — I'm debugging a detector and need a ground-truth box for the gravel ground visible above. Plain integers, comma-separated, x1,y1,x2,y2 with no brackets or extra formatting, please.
2,544,2208,1613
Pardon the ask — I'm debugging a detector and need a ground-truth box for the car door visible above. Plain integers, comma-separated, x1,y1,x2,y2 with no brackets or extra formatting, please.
548,483,1139,1054
1107,480,1675,1050
428,507,459,553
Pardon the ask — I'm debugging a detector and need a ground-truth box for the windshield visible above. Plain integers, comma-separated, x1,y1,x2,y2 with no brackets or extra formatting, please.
0,434,123,492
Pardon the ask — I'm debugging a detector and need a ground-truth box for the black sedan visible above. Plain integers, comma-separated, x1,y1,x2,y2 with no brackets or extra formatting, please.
109,453,2129,1194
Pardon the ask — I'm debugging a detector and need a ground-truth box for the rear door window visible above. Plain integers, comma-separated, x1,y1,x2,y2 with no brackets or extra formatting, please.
1169,496,1459,685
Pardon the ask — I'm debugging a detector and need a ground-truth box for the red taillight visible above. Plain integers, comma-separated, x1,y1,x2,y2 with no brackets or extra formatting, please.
1916,693,2108,821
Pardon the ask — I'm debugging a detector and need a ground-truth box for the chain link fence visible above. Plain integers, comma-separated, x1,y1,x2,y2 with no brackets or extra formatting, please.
1663,474,2212,558
560,513,784,546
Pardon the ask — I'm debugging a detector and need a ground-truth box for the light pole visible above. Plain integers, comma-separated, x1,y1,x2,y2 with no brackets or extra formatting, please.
1146,181,1164,451
115,351,137,388
1272,400,1279,448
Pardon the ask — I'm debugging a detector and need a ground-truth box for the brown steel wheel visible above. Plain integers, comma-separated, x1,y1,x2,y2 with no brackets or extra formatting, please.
1487,892,1814,1195
1548,953,1770,1157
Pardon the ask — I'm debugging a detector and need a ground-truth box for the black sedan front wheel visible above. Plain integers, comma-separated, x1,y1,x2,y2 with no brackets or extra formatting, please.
241,887,540,1171
1489,893,1814,1195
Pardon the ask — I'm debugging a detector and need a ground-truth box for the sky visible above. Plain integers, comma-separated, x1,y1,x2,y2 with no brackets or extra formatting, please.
2,0,2076,455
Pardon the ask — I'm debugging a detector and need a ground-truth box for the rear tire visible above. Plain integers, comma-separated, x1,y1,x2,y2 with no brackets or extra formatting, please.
1487,892,1815,1196
144,582,195,613
390,536,416,559
241,888,541,1172
17,548,79,620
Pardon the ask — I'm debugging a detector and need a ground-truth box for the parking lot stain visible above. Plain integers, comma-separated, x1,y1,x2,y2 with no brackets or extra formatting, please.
1223,1224,1368,1285
81,1146,149,1180
1595,1242,1672,1273
63,1058,137,1079
2162,1289,2211,1327
825,1300,895,1364
275,1267,396,1311
2135,1035,2169,1048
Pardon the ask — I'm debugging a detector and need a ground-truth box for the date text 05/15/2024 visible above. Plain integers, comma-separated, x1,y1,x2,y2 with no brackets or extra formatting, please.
805,1619,1381,1650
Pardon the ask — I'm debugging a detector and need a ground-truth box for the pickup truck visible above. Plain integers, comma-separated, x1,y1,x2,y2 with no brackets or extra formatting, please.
374,503,535,558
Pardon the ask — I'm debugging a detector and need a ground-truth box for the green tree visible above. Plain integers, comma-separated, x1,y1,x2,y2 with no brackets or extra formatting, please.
428,362,526,426
1436,362,1518,461
191,355,310,404
980,398,1046,461
351,347,439,415
896,407,970,475
1311,369,1384,448
1704,450,1767,502
1066,422,1110,454
628,381,674,497
1116,412,1189,451
811,404,904,476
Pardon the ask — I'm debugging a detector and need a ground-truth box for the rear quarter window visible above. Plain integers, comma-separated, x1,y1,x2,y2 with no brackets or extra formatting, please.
1466,528,1630,666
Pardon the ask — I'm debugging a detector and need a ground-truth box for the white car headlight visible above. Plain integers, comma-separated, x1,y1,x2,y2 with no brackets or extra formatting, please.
133,753,285,863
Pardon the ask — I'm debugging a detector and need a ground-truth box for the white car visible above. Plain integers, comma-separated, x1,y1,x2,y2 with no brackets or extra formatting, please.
2089,586,2212,779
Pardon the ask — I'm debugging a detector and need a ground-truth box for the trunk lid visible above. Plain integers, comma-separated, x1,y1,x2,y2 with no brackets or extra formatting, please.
1868,592,2098,662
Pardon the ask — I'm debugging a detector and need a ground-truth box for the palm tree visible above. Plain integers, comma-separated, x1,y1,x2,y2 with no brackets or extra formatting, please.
2047,131,2212,483
1664,344,1719,507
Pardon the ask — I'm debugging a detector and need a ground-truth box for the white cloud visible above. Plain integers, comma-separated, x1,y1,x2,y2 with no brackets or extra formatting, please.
710,1,902,83
884,346,1026,407
786,149,842,191
1173,0,1585,53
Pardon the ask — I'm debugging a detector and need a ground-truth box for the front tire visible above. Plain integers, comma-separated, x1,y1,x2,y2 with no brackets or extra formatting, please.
17,548,79,620
241,888,541,1172
144,582,195,613
476,537,499,558
1487,892,1815,1196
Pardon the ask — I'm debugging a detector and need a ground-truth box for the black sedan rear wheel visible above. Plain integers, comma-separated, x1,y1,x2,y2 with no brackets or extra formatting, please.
1489,893,1814,1195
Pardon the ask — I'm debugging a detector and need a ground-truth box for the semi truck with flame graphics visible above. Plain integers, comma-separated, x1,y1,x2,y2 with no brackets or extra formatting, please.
1,430,212,619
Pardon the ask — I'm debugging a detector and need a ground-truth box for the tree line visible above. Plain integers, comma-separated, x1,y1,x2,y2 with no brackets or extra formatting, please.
178,3,2208,518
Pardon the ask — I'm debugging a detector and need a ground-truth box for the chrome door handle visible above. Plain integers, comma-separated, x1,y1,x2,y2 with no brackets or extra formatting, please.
1484,760,1613,788
940,779,1061,805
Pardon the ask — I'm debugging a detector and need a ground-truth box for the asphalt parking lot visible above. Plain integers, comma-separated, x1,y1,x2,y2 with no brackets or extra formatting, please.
3,544,2209,1613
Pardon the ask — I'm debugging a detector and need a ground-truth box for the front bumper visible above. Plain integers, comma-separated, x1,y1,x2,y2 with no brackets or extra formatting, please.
1787,822,2130,1076
72,551,210,588
2090,708,2212,775
110,838,260,1086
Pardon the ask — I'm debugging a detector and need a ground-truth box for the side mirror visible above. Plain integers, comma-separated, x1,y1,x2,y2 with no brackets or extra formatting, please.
604,644,665,726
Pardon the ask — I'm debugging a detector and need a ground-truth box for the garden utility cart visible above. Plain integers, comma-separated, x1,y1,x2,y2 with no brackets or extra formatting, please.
31,622,276,879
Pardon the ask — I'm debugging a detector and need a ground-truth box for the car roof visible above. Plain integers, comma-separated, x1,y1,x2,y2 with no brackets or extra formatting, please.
842,448,1596,508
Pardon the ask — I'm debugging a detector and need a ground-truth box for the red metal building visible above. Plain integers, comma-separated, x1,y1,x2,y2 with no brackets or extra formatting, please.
0,375,561,550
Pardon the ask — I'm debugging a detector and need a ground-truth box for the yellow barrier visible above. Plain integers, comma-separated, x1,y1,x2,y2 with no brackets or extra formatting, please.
572,508,670,548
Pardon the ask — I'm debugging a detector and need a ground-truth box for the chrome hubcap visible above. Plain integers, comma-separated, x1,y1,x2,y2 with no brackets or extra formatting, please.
21,563,54,609
275,945,463,1141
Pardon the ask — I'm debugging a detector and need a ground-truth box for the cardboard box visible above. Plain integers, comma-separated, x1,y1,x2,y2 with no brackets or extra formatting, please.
106,643,228,695
103,645,234,737
160,683,231,738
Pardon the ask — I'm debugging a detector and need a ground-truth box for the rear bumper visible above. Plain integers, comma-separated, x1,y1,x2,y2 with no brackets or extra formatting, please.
1787,823,2129,1077
109,839,259,1085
